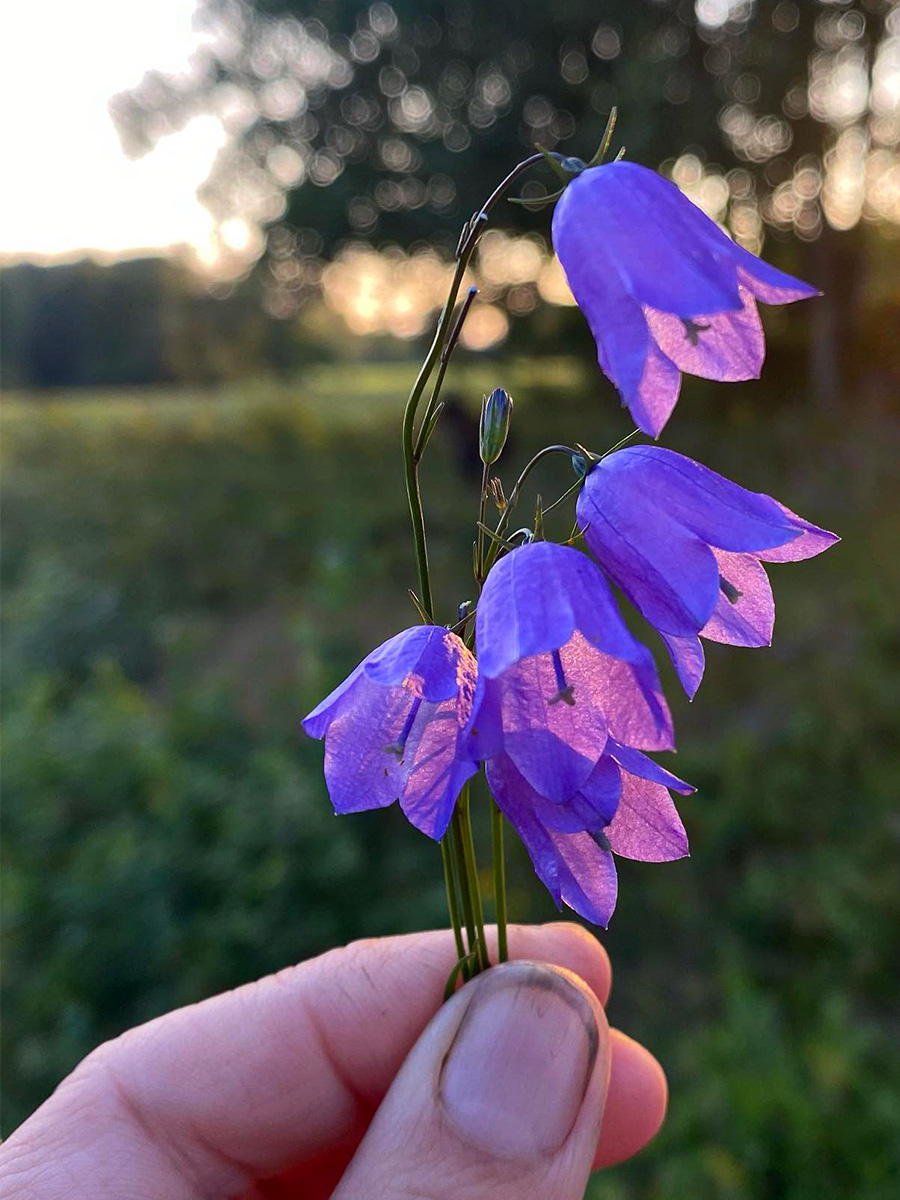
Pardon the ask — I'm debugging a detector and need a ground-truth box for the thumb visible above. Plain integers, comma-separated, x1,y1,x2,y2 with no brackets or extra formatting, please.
332,961,610,1200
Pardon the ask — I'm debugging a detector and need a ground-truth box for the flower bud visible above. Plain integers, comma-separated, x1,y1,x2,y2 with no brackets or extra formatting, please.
479,388,513,465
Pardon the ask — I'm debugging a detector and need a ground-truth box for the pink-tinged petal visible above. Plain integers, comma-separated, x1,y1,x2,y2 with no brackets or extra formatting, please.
755,502,840,562
626,342,682,438
578,477,722,638
399,701,479,840
702,549,774,647
562,627,673,750
606,740,695,796
365,626,471,703
736,263,820,306
660,631,706,699
321,676,410,814
492,654,608,803
644,286,765,383
606,771,690,863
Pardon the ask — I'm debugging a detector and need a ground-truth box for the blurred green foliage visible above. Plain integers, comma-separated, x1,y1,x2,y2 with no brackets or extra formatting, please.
2,344,899,1196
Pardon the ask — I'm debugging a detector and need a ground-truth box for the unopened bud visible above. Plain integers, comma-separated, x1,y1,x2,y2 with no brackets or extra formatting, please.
479,388,513,465
571,453,589,479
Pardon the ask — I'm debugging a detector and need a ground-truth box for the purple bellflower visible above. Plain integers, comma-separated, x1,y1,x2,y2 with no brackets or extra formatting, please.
473,540,674,806
552,161,818,436
575,445,839,697
487,738,694,927
302,625,479,840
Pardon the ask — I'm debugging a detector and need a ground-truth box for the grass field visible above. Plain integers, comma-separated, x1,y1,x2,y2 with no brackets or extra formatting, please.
2,360,899,1196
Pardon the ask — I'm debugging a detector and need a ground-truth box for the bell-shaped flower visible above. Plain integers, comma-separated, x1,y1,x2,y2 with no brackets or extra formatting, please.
302,625,480,839
487,738,694,927
575,445,838,697
552,161,818,436
474,540,673,806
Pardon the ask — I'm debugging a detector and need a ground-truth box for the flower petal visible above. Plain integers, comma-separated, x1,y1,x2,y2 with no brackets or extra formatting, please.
491,654,608,803
476,542,577,679
606,739,695,795
302,659,367,739
578,476,722,637
644,286,765,382
553,162,743,316
736,262,820,306
755,503,839,562
594,447,802,551
606,771,690,863
660,631,706,699
625,342,682,438
489,755,619,926
320,676,410,814
553,830,619,927
399,700,479,840
487,755,561,902
364,626,471,703
702,549,774,647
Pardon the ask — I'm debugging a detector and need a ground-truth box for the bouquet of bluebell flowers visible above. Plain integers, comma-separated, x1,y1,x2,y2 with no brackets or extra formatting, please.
303,114,838,986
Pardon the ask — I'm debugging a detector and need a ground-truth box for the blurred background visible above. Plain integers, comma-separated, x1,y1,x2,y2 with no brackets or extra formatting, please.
2,1,899,1194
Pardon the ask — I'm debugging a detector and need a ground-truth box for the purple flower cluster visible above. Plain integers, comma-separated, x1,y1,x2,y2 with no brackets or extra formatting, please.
304,160,837,926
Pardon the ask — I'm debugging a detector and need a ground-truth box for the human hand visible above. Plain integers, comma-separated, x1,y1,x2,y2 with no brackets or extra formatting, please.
0,923,667,1199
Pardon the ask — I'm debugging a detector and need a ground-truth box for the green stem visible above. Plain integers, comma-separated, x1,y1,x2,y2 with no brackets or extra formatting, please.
441,836,468,978
491,798,508,962
457,787,489,973
476,461,489,583
483,443,579,576
451,808,478,960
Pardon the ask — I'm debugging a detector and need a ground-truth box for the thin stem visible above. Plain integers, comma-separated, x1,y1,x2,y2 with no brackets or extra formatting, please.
483,444,579,575
476,461,489,583
413,287,478,462
451,808,478,959
441,837,468,977
400,152,563,618
457,786,489,973
491,798,508,962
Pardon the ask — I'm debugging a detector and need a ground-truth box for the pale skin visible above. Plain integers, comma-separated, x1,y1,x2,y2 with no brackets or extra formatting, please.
0,922,668,1200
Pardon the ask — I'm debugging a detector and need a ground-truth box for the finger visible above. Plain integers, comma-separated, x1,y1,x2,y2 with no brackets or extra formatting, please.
0,923,610,1199
594,1030,668,1169
333,962,610,1200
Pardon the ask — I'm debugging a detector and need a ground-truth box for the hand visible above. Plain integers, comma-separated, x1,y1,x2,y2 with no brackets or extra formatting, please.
0,923,667,1199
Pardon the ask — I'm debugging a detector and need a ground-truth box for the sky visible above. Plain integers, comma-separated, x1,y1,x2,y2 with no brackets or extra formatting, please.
0,0,225,263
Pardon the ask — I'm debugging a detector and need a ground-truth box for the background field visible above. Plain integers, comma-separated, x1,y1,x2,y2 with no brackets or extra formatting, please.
3,339,900,1195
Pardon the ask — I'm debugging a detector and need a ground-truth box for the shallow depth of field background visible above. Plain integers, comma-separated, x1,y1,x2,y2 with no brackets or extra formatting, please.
2,2,900,1195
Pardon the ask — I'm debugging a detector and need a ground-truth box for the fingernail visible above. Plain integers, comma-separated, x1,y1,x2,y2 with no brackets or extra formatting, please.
439,963,599,1158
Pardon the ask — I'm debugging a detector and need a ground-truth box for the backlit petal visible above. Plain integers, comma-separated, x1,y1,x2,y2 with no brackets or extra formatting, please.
606,770,690,863
702,549,774,647
644,286,765,382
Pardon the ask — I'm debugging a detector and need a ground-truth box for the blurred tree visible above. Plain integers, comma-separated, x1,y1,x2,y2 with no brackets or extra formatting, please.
110,0,897,260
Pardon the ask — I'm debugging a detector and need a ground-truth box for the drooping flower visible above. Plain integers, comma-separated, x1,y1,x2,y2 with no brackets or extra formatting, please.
552,161,819,436
302,625,479,839
474,540,674,805
575,445,839,697
487,738,694,926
